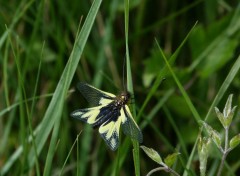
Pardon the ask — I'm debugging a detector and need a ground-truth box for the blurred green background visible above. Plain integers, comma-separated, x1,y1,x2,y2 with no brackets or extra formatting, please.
0,0,240,175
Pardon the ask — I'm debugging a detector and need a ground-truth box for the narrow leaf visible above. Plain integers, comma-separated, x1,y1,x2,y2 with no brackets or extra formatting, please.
164,152,180,167
141,146,162,164
223,94,233,117
229,134,240,150
214,107,227,128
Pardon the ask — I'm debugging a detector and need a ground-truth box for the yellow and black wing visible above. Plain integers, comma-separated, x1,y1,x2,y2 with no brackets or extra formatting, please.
71,82,143,151
71,102,123,150
98,104,143,150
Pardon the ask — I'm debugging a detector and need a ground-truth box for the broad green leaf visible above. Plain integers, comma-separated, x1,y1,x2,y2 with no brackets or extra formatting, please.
164,152,180,167
229,134,240,150
141,146,162,164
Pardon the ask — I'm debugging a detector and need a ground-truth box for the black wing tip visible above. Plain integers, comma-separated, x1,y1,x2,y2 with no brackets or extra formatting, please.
77,82,88,90
70,111,76,118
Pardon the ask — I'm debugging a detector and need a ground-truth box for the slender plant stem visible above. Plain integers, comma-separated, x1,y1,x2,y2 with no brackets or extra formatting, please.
146,167,165,176
217,128,229,176
146,166,180,176
225,128,229,151
167,167,181,176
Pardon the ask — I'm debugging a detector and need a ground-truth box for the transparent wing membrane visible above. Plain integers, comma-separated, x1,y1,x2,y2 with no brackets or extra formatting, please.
77,82,115,106
121,105,143,143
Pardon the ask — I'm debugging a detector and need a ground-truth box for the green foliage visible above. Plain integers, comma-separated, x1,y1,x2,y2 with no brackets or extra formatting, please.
0,0,240,176
202,121,222,149
229,134,240,150
141,146,180,176
201,94,239,176
164,152,180,167
198,136,211,176
215,94,237,129
141,146,163,164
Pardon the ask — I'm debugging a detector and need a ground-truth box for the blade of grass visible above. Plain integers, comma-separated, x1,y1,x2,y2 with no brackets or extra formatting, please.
124,0,141,175
155,39,203,175
93,0,120,87
27,0,103,167
10,31,41,176
155,39,202,124
140,88,175,129
204,55,240,122
43,118,61,176
1,0,103,173
0,0,35,49
137,22,197,121
163,106,188,159
0,93,54,117
59,132,81,176
117,22,198,173
3,32,10,107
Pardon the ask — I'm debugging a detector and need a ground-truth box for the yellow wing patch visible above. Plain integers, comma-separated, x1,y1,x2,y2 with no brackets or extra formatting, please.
99,115,122,151
71,106,103,124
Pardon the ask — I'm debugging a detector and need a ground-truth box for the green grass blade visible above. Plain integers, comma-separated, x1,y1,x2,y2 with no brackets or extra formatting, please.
0,0,35,49
9,27,41,176
204,55,240,121
43,118,61,176
1,0,103,173
137,22,197,121
140,88,175,129
60,132,81,176
124,0,141,175
27,0,103,167
3,32,10,107
155,40,202,124
163,106,188,159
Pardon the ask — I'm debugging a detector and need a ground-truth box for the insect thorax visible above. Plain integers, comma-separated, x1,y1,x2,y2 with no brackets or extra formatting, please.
114,92,131,107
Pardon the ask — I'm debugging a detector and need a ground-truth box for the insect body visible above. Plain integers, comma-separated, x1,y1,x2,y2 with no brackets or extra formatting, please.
71,82,143,151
